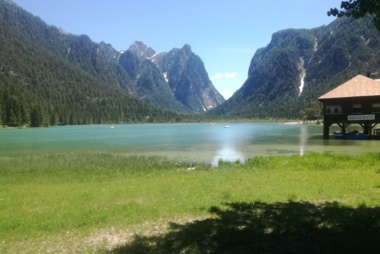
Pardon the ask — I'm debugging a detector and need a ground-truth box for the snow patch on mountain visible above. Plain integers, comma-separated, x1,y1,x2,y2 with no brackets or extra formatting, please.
298,57,306,96
163,72,169,83
313,37,318,52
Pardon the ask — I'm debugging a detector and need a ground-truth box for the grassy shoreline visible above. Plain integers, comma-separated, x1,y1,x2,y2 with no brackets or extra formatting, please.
1,152,380,253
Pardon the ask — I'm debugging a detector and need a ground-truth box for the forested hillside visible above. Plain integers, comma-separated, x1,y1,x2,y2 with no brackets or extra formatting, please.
209,15,380,119
0,0,210,127
4,0,379,125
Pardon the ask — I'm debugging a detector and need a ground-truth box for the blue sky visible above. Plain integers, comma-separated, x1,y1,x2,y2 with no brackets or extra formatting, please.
14,0,339,99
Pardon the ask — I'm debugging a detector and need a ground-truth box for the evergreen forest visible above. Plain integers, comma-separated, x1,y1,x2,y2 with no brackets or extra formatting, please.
0,1,203,127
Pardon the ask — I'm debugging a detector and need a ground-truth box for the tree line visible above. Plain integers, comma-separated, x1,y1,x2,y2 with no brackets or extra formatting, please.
0,0,208,127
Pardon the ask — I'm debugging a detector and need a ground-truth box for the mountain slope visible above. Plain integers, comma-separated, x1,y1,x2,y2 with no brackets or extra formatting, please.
0,0,189,126
120,41,225,113
210,15,380,119
154,44,225,113
119,42,191,112
0,0,224,126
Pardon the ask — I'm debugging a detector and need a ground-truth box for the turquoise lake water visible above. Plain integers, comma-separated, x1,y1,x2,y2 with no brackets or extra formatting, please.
1,123,379,165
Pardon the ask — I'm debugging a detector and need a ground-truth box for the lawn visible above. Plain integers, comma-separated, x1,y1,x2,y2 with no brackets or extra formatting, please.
1,152,380,253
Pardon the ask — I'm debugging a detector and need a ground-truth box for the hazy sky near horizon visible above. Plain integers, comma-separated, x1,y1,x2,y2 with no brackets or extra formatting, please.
14,0,340,99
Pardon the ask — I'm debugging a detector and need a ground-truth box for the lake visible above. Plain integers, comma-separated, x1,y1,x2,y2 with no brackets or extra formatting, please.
1,123,379,166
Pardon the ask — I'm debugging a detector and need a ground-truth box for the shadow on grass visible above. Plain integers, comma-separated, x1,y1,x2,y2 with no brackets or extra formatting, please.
108,201,380,253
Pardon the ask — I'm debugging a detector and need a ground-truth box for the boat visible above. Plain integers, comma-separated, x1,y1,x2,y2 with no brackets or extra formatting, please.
109,125,114,129
224,125,230,128
333,130,370,140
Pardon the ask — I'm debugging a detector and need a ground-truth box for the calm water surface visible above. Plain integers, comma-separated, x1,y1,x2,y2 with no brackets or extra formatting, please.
1,123,379,165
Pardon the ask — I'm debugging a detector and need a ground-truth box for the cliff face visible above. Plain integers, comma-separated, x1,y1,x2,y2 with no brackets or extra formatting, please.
120,42,225,113
119,44,190,112
210,15,380,118
154,44,225,113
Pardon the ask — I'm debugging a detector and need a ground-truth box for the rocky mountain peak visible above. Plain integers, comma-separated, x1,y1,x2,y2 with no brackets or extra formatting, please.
115,40,224,113
128,40,156,59
153,44,225,112
181,44,192,54
99,41,121,62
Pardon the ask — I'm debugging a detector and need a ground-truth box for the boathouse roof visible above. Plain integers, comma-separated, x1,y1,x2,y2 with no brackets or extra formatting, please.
318,74,380,100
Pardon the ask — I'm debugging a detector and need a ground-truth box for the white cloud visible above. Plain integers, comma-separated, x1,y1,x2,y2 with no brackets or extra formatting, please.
211,72,237,80
212,73,223,80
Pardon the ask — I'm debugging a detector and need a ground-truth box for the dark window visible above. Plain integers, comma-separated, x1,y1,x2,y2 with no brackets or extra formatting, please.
326,105,341,114
352,104,362,114
373,103,380,113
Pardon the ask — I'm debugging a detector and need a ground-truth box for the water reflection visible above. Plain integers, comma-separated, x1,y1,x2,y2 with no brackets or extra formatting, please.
212,146,244,167
212,123,310,165
299,124,307,156
211,124,249,166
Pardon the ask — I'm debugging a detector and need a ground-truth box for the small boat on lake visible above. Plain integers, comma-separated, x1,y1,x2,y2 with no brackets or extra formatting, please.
109,125,115,129
224,125,230,128
333,130,370,140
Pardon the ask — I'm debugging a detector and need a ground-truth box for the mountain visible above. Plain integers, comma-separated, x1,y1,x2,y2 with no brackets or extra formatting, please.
0,0,222,127
120,41,225,113
154,44,225,113
210,15,380,119
118,41,192,112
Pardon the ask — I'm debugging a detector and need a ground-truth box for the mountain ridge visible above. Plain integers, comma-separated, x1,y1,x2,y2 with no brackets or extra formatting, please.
0,0,221,126
0,0,224,127
210,15,380,119
3,0,379,124
120,40,225,113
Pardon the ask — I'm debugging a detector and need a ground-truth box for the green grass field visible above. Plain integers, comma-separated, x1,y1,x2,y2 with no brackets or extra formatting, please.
1,152,380,253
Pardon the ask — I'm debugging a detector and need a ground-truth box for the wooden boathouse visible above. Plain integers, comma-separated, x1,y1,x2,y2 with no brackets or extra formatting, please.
318,74,380,139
